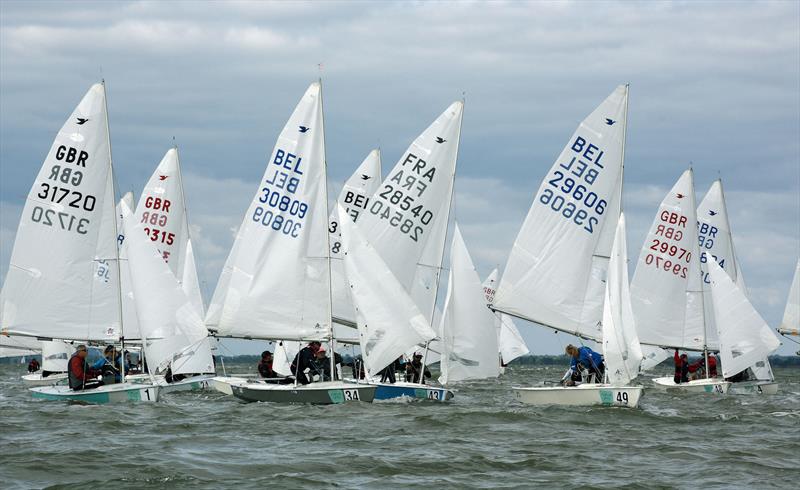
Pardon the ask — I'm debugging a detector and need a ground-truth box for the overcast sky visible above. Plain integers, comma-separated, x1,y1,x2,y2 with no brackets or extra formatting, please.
1,0,798,355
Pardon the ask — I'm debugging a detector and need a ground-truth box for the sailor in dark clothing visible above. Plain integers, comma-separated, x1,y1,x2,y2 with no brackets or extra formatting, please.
309,347,332,382
380,356,403,383
291,341,321,385
258,351,277,378
673,350,689,384
405,353,431,384
68,345,103,391
27,358,40,373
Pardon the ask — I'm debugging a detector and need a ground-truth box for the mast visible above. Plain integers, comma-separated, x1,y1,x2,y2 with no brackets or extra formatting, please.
419,95,464,383
318,77,336,381
102,79,126,384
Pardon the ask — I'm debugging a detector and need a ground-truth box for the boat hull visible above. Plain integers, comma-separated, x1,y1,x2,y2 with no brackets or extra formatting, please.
512,384,642,407
22,372,68,387
728,380,779,395
210,376,250,395
158,374,215,394
372,381,454,402
652,376,731,394
231,381,376,404
30,383,160,404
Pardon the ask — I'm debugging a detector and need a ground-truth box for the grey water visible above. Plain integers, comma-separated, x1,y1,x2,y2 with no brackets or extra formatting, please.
1,363,798,489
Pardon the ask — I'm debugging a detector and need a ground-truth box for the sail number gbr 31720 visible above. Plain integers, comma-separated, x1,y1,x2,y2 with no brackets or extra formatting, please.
30,145,95,235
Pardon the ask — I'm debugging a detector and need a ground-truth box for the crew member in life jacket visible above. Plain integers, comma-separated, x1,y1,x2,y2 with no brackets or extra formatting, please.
688,353,719,379
27,358,40,373
308,346,332,382
258,350,277,378
291,341,321,385
68,345,103,391
92,345,123,384
405,353,432,384
561,344,605,386
673,350,689,384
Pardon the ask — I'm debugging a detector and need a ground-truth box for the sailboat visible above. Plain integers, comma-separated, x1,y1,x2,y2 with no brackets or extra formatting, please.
437,225,501,384
481,269,530,370
205,82,375,404
492,86,641,406
633,170,730,394
20,340,73,387
0,83,159,403
697,180,778,394
129,147,216,392
777,259,799,350
339,101,464,401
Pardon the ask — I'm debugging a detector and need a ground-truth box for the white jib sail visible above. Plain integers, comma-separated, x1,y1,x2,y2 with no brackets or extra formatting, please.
354,102,463,325
121,200,214,375
116,192,143,340
631,169,708,351
698,180,771,380
339,204,436,376
438,225,501,384
601,213,643,386
272,340,301,376
493,86,628,340
134,148,205,317
206,83,330,341
0,83,121,342
41,340,73,372
779,259,800,335
481,269,529,364
330,149,382,324
706,255,781,378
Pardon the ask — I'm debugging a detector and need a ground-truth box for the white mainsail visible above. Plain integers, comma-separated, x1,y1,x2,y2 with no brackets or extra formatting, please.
706,255,781,378
481,269,529,364
601,213,643,386
41,340,73,373
698,180,772,380
339,204,437,376
438,225,501,384
134,148,205,316
121,201,214,375
494,85,629,341
631,169,709,351
330,149,382,324
778,259,800,336
206,83,330,341
354,102,463,324
1,83,121,342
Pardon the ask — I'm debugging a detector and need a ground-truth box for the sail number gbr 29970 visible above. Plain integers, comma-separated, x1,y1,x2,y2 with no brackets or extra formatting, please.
538,136,608,234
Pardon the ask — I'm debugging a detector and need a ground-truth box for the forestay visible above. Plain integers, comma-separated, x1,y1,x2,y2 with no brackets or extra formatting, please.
0,83,121,342
438,226,500,384
494,86,628,341
355,102,463,324
698,180,771,380
339,204,437,376
481,269,529,364
330,149,382,324
601,214,643,386
121,201,214,375
206,83,330,341
706,256,781,378
779,259,799,335
134,148,205,317
631,169,708,351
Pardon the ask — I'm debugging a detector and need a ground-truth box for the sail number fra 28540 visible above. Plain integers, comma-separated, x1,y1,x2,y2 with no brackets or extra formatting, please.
538,136,608,234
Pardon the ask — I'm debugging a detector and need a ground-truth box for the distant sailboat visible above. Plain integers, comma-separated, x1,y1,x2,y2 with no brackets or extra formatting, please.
778,259,800,345
20,341,72,387
481,269,529,368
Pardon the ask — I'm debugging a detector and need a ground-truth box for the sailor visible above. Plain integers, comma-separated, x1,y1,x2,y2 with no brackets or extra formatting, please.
309,346,331,382
67,345,103,391
673,350,689,384
688,353,718,379
405,353,431,384
27,358,40,373
257,350,277,378
291,341,321,385
561,344,604,385
379,356,403,384
92,345,123,383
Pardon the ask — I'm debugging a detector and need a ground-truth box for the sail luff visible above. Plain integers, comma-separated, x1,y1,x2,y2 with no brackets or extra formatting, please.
778,259,800,335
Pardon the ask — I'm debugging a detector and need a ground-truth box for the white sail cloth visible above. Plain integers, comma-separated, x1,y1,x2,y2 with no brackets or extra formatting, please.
481,269,529,364
494,86,628,341
438,226,501,384
339,204,437,376
631,169,708,351
1,83,121,342
117,192,143,340
330,149,382,324
779,259,800,335
706,255,781,378
354,102,463,325
601,214,643,386
41,340,73,373
121,201,214,375
272,340,301,376
206,83,330,341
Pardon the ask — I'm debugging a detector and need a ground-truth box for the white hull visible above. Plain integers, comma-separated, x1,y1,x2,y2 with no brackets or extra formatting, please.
158,374,216,393
652,376,731,394
210,376,250,395
512,384,643,407
728,380,779,395
22,372,68,387
30,382,160,404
